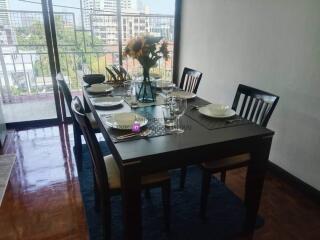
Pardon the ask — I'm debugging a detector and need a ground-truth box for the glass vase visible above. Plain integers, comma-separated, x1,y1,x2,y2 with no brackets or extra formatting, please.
136,67,156,103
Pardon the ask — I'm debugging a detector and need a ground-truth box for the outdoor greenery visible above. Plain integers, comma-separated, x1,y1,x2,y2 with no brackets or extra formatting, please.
15,16,105,91
10,16,173,97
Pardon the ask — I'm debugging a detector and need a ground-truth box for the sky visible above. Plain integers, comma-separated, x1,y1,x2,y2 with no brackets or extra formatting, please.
8,0,175,14
140,0,174,14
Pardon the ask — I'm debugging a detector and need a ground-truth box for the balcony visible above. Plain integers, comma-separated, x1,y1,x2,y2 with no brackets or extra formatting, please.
0,9,174,123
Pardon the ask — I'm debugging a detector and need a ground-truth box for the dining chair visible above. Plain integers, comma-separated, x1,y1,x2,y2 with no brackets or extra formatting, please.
179,67,203,94
71,96,171,238
179,67,203,189
105,66,117,82
56,73,99,170
199,84,279,219
119,65,131,80
112,65,131,81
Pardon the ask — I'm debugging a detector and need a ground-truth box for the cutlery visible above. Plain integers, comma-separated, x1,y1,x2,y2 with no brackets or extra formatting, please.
190,104,201,110
190,104,211,110
226,118,242,124
116,129,152,140
89,93,112,98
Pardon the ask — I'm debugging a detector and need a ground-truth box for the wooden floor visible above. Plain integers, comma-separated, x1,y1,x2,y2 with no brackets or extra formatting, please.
0,126,89,240
0,125,319,240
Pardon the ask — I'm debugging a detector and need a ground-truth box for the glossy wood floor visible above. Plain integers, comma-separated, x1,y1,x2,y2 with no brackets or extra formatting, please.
0,125,319,240
0,125,89,240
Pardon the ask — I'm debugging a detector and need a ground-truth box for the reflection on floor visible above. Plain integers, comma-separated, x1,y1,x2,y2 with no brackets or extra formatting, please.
0,125,88,240
0,125,319,239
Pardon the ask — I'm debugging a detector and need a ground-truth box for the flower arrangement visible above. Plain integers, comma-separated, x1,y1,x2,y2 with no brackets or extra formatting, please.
124,35,169,72
123,35,169,102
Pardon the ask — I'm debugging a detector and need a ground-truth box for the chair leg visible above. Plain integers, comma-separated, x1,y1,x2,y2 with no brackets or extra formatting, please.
161,180,171,232
73,126,82,171
145,188,151,199
180,167,187,189
220,170,226,183
94,177,100,212
100,199,111,240
200,170,211,220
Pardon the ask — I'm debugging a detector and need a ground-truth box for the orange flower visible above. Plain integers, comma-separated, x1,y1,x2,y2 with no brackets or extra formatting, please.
159,41,169,60
123,35,169,67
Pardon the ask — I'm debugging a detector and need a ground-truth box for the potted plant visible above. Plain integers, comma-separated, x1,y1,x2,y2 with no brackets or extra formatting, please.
123,35,169,102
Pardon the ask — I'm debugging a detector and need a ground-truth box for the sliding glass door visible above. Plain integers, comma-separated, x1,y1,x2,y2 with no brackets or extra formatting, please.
0,0,178,126
50,0,176,86
0,0,61,124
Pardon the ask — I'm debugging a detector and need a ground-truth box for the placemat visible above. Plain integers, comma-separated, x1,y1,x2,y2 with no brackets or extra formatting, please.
123,94,166,108
101,110,172,143
186,98,251,130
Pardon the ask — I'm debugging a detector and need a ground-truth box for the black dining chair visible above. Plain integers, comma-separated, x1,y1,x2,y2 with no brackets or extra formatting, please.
56,73,100,170
105,66,117,82
199,84,279,219
71,96,171,239
178,67,203,189
179,67,203,94
112,65,131,81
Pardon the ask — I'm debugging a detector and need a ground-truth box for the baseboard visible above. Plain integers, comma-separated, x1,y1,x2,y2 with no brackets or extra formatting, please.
6,118,73,130
268,161,320,204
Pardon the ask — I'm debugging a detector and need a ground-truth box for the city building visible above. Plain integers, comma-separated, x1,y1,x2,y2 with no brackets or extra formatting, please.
83,0,137,29
82,0,174,46
0,0,9,26
90,12,174,46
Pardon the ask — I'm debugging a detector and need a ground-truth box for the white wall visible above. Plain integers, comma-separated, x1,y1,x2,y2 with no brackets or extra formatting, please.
179,0,320,190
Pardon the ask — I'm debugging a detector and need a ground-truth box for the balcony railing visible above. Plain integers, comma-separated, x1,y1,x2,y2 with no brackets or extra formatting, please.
0,9,174,104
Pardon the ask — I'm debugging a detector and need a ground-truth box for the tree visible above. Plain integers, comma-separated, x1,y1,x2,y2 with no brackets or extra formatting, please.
15,16,104,91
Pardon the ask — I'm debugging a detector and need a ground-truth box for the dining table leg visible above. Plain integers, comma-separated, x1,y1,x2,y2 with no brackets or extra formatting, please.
121,162,142,240
243,135,272,238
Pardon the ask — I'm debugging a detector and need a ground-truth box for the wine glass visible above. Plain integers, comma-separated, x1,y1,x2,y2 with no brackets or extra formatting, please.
172,97,187,134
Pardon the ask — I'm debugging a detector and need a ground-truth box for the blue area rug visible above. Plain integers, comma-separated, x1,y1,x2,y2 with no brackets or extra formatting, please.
77,142,263,240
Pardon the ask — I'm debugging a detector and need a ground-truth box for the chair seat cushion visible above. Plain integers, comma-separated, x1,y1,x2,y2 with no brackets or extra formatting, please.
104,155,170,190
85,112,99,129
201,153,251,172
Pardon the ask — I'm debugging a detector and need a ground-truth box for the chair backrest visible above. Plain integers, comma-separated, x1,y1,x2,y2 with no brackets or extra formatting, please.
179,67,203,94
119,65,131,80
232,84,279,127
112,65,125,81
71,96,111,210
56,73,74,119
105,66,117,81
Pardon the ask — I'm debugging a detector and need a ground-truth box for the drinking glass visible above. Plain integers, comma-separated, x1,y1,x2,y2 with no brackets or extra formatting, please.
123,80,132,97
172,97,187,134
160,81,175,103
124,81,138,108
162,105,175,128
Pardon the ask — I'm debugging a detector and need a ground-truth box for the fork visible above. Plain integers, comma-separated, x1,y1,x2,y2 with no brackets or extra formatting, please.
190,104,201,110
225,118,242,124
116,129,152,140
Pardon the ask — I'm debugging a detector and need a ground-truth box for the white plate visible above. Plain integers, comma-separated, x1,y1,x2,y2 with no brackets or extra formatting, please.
92,97,124,107
105,112,148,130
156,80,174,88
87,83,114,93
170,91,196,99
198,104,236,118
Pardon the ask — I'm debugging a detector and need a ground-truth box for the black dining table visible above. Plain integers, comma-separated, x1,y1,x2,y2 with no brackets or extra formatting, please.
83,86,274,240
